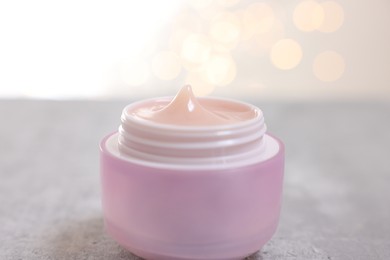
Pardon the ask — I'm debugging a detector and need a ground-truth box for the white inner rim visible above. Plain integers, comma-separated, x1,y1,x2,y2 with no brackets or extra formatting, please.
106,133,280,170
117,97,274,167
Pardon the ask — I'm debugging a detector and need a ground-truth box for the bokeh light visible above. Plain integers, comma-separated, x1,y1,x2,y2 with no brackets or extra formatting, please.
152,51,182,80
181,33,212,67
318,1,344,33
313,51,345,82
209,12,241,50
120,58,149,86
213,39,239,53
169,12,202,52
242,3,275,41
270,39,303,70
252,19,285,56
170,28,192,53
204,53,237,86
293,1,324,32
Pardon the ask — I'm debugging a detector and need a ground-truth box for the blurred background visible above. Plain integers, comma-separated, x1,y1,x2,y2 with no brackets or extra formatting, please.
1,0,389,101
1,1,390,259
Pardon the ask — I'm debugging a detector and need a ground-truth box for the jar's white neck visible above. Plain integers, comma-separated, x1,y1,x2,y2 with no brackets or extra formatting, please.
117,98,267,167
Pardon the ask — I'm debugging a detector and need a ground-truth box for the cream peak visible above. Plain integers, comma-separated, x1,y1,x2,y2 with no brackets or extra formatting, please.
152,85,231,125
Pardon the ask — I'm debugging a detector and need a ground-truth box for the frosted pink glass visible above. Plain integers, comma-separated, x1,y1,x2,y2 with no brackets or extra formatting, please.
100,132,284,260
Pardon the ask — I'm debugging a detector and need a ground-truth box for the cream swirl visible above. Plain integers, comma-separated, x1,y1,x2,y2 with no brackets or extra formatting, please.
117,85,267,167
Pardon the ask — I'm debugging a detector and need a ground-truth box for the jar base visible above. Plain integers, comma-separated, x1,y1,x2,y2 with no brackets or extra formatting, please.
105,219,273,260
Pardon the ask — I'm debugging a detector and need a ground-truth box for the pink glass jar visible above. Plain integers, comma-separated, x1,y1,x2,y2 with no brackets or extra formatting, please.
100,94,284,260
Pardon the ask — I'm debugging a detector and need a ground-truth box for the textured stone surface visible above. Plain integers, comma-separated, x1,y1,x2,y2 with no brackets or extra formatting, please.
0,100,389,260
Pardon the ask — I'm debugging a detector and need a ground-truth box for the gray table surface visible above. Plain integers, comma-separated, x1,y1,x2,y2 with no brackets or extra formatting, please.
0,100,389,260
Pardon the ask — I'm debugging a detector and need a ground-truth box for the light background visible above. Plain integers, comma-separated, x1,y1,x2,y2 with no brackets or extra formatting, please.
0,0,389,101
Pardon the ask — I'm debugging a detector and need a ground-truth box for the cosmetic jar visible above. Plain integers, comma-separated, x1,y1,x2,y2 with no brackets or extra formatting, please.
100,88,284,260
